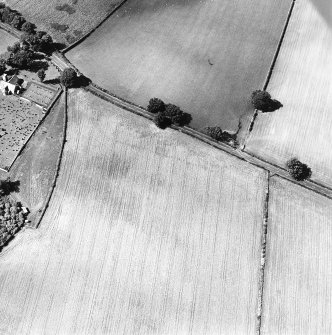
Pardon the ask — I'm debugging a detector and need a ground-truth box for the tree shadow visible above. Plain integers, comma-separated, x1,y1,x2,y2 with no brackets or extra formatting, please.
73,75,91,88
44,77,60,85
262,99,283,113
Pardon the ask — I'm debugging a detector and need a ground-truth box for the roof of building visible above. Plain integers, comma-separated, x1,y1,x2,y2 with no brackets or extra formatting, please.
8,75,23,86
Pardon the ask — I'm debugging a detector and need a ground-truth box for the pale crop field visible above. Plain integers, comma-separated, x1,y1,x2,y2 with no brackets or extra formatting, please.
262,176,332,334
6,0,123,45
67,0,292,131
0,89,267,335
244,0,332,188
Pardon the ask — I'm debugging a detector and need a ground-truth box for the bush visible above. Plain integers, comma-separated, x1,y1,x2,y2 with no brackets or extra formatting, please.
147,98,165,114
60,68,77,87
37,68,46,82
0,178,20,196
251,90,283,112
286,158,312,181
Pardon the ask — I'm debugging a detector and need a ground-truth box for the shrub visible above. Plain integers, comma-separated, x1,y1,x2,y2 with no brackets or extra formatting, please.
60,68,77,87
7,41,21,54
147,98,165,114
251,90,283,112
286,158,312,181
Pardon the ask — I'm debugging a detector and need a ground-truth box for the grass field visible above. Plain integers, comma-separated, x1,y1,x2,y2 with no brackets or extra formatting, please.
0,89,267,334
8,93,65,225
0,94,45,170
0,29,17,54
244,0,332,188
262,177,332,334
5,0,123,46
66,0,292,131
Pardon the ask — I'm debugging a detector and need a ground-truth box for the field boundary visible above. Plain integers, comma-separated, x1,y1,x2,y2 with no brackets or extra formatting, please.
84,84,332,200
27,89,68,229
256,172,270,335
61,0,129,53
241,0,297,146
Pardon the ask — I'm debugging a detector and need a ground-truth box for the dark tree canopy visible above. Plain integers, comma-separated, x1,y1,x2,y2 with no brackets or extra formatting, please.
8,50,34,69
251,90,283,112
286,158,312,181
60,68,77,87
154,112,171,129
37,68,46,82
204,126,237,144
147,98,165,114
21,21,36,34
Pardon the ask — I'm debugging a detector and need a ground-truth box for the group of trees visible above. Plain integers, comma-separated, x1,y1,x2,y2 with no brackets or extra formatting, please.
147,98,192,129
204,126,237,146
0,3,54,54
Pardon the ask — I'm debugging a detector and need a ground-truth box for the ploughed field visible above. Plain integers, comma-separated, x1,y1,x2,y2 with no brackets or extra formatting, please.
67,0,292,131
262,177,332,334
0,89,267,335
244,0,332,188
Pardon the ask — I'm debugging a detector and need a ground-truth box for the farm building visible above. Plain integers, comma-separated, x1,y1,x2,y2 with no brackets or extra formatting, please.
0,73,24,95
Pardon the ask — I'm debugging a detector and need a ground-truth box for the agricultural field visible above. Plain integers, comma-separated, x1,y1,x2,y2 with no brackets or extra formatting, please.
0,94,45,170
0,28,17,54
5,0,124,46
66,0,292,131
22,82,59,108
262,177,332,334
8,93,65,226
244,0,332,188
0,89,267,334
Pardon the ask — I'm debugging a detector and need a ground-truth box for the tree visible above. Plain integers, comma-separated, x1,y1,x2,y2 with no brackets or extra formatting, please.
8,50,34,69
60,68,77,88
204,126,237,144
251,90,282,112
286,158,312,181
7,42,21,54
147,98,165,114
37,68,46,82
21,21,36,34
0,59,6,75
11,14,25,30
164,104,192,126
154,112,171,129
